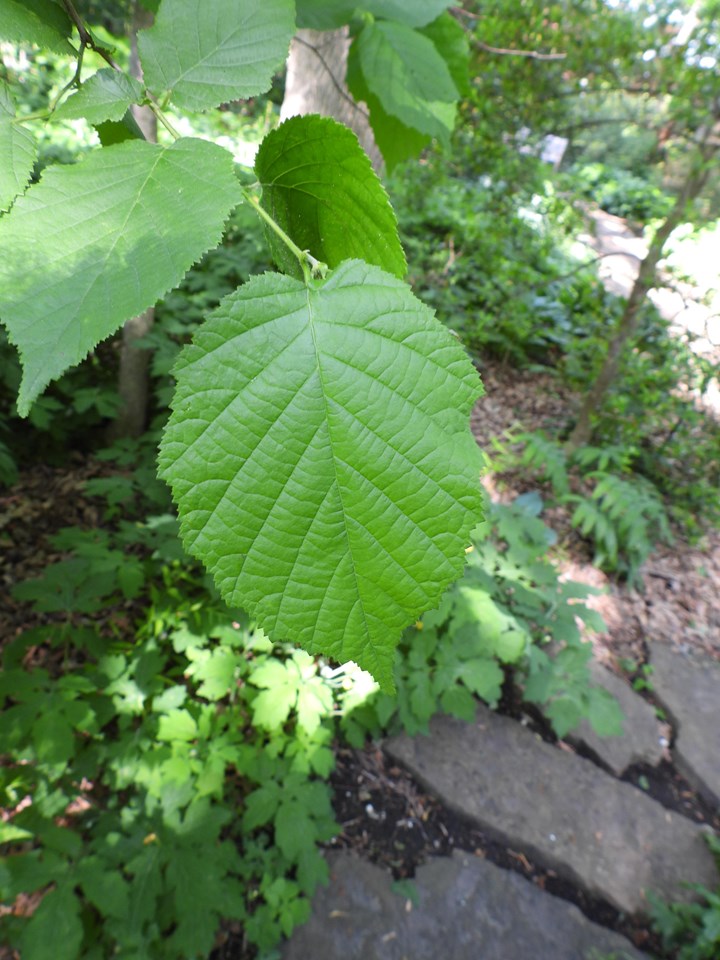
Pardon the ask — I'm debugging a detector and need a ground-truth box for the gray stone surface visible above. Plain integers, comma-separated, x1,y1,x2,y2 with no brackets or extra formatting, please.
283,851,649,960
568,661,664,775
386,705,718,914
650,643,720,808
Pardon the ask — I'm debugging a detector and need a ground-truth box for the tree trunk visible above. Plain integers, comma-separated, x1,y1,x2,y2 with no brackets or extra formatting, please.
281,28,383,173
566,157,712,450
110,1,156,440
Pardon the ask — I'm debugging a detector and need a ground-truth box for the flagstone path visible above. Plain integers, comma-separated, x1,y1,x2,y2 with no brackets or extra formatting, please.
282,643,719,959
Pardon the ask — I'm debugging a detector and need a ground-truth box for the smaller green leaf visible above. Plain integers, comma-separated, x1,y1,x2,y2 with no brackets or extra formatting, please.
0,0,74,54
55,70,144,125
256,114,406,279
355,21,458,141
0,83,36,213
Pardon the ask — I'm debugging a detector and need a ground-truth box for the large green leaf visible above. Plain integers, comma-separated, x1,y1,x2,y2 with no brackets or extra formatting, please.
0,0,74,53
54,69,144,124
255,114,406,279
138,0,295,112
355,21,458,141
0,137,241,415
0,83,37,213
160,260,483,690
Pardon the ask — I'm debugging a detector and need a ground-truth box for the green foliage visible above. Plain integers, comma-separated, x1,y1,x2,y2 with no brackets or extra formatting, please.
160,259,484,690
513,431,672,584
560,301,720,534
570,162,673,222
649,833,720,960
255,114,406,279
341,493,619,743
0,514,339,957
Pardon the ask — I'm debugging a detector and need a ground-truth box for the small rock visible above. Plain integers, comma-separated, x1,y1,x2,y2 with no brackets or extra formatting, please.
650,643,720,809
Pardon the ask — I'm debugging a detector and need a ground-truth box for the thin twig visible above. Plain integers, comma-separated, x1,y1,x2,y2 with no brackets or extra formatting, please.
61,0,122,72
473,39,567,61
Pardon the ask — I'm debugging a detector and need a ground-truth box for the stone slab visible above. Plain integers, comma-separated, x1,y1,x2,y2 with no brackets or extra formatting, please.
568,661,663,775
650,643,720,808
386,705,718,914
283,851,650,960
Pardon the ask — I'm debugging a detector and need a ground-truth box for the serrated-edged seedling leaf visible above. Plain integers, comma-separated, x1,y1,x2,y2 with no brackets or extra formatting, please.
0,0,73,53
138,0,295,112
255,115,406,279
355,20,458,141
54,69,144,124
0,83,36,213
160,260,484,690
0,137,241,416
19,884,83,960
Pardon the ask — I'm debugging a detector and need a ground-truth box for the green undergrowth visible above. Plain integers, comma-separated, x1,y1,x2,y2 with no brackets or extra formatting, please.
649,833,720,960
1,462,619,959
498,431,673,585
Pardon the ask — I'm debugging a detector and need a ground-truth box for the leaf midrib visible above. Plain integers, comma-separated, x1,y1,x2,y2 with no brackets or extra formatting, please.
304,283,372,651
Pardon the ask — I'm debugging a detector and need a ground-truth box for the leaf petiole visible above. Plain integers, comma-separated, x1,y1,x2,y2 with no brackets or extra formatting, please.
240,186,328,283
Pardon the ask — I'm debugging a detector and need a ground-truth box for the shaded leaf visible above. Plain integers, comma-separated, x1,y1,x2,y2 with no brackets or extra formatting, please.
0,0,73,54
363,0,454,27
354,20,458,141
55,69,144,124
160,260,483,690
347,46,430,172
255,114,406,278
19,884,83,960
138,0,295,112
0,137,241,415
420,12,471,97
